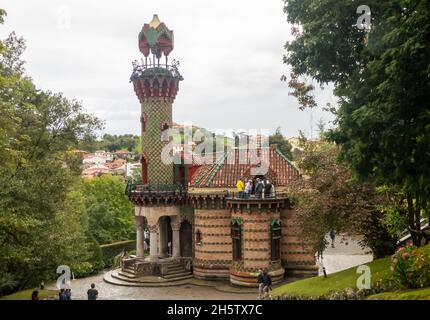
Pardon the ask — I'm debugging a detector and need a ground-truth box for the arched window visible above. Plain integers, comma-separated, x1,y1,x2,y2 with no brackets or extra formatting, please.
195,229,202,245
270,220,281,261
231,220,242,261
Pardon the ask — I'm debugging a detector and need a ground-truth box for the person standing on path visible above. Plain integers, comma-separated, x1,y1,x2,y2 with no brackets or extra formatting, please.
330,229,336,248
65,288,72,300
87,283,98,300
257,270,264,299
59,289,67,300
260,268,272,299
31,290,39,300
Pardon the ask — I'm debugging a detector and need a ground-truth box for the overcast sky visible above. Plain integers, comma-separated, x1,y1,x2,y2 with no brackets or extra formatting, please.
1,0,336,138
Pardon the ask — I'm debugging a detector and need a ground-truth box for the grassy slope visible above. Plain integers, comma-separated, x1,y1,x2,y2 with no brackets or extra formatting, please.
368,287,430,300
272,257,391,298
0,288,58,300
272,244,430,299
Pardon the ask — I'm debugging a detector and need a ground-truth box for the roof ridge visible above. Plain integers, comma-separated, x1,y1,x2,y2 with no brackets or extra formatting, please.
192,152,226,187
204,152,228,187
275,148,299,172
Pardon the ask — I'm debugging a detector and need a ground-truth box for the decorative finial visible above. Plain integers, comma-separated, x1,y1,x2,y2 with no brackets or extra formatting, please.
149,14,161,28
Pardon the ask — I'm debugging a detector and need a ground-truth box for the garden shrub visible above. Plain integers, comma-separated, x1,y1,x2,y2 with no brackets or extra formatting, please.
391,246,430,289
71,262,96,278
100,240,136,268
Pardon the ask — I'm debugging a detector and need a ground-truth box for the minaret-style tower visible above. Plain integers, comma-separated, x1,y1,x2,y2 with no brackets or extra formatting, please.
131,14,183,185
127,15,186,267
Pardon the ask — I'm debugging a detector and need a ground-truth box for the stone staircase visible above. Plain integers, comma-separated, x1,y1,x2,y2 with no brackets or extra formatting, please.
105,259,193,287
161,260,192,280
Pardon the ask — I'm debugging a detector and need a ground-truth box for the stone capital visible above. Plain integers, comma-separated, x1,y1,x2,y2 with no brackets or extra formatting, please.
135,215,145,228
148,224,158,233
170,222,181,231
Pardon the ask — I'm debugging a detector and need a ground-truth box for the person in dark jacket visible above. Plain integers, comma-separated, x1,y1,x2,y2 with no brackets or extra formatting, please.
58,289,67,300
87,283,98,300
264,180,272,198
262,269,272,297
31,290,39,300
255,179,264,198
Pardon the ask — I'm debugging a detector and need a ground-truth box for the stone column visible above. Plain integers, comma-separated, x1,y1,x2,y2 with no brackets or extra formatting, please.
171,222,181,259
148,224,159,262
159,219,167,257
135,216,145,258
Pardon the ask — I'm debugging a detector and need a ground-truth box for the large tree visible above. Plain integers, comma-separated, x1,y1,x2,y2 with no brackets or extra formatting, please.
0,10,104,292
269,127,294,160
290,137,397,258
283,0,430,246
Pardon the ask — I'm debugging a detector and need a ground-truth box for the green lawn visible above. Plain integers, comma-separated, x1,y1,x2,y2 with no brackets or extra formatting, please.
272,244,430,299
0,288,58,300
367,287,430,300
272,257,391,298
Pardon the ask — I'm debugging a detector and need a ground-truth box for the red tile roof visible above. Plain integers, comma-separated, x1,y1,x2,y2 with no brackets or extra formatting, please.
190,147,299,187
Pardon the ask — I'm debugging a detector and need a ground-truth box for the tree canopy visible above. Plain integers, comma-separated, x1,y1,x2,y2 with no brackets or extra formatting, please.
283,0,430,246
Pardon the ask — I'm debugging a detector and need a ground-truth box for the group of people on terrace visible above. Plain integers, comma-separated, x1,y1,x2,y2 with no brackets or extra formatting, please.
235,177,275,199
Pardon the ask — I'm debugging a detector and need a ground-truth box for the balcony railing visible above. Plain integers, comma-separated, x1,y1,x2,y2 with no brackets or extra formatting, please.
225,191,289,200
130,59,183,82
125,180,187,197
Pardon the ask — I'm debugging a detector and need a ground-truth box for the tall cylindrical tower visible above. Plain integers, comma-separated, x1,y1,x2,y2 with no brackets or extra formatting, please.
131,14,183,185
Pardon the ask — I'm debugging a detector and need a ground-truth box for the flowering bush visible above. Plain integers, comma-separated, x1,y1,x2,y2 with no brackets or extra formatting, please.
391,246,430,289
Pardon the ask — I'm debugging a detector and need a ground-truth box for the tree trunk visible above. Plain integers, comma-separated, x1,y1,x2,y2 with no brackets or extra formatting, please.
406,193,420,246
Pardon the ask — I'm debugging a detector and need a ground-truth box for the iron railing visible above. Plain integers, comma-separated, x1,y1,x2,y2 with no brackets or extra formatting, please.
125,180,187,197
130,59,183,81
225,191,289,200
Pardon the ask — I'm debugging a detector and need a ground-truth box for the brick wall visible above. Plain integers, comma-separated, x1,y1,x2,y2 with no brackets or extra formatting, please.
193,208,231,279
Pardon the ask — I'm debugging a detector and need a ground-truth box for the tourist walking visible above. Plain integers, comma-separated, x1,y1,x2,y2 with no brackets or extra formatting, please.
65,288,72,300
87,283,99,300
330,229,336,248
59,289,67,300
261,269,272,298
257,270,264,299
236,178,245,198
31,290,39,300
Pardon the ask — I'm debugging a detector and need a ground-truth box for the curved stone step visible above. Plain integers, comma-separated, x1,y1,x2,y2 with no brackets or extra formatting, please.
112,271,193,283
104,272,192,287
118,271,138,279
163,271,192,279
165,268,189,276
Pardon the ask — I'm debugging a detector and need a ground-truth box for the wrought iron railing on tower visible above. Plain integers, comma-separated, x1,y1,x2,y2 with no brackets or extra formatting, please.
130,58,183,82
125,179,187,197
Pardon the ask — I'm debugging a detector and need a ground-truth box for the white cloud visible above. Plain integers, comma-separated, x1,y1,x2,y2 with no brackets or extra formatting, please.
1,0,336,138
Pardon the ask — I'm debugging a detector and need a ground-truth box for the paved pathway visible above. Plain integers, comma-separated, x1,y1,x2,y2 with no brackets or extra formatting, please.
318,233,373,275
47,233,372,300
47,273,257,300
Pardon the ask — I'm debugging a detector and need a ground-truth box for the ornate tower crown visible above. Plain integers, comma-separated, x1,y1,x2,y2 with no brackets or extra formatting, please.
138,14,174,58
131,14,183,104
